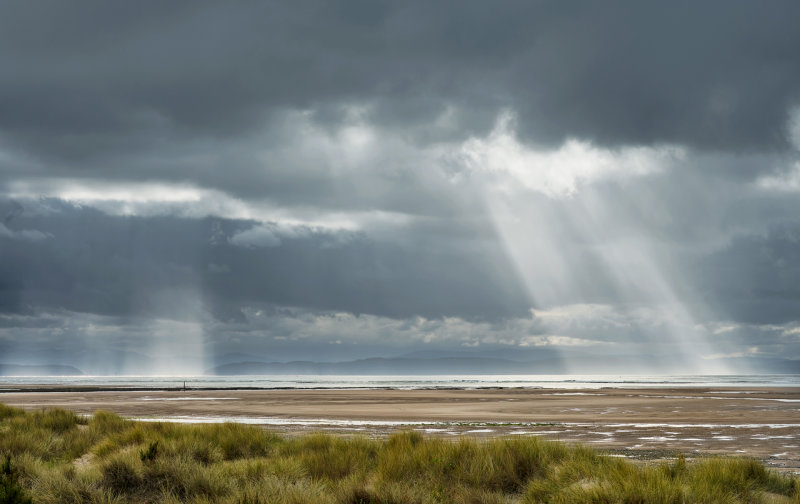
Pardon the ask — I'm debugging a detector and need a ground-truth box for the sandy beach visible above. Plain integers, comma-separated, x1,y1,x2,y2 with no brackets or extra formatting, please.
2,385,798,473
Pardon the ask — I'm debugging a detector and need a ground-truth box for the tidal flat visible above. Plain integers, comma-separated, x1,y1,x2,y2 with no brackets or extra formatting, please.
2,385,799,473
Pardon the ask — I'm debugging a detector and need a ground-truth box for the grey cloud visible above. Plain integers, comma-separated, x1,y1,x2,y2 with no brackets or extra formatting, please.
0,198,530,322
4,300,795,374
694,224,800,325
1,0,799,184
0,111,479,222
0,199,49,240
2,2,800,371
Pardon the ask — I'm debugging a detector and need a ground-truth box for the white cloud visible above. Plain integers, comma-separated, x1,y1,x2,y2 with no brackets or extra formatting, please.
228,225,282,248
5,176,418,234
702,346,760,360
709,323,741,335
519,335,612,347
7,179,207,204
782,326,800,338
756,160,800,192
531,304,626,325
0,222,50,241
458,112,683,198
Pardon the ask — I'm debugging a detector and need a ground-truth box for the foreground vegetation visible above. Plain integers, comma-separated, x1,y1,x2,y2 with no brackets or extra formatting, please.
0,404,797,503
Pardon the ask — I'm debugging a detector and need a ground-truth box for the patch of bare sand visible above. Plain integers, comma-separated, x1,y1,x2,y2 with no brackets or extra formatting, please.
72,452,93,469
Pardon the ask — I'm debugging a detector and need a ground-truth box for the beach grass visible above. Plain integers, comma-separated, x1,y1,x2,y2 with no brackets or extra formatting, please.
0,404,797,503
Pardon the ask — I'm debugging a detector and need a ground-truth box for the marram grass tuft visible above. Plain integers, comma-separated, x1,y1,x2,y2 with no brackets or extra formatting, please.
0,404,797,504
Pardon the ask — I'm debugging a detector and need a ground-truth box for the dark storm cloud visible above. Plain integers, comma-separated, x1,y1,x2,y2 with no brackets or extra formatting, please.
0,199,530,322
695,224,800,325
2,1,800,370
1,0,799,187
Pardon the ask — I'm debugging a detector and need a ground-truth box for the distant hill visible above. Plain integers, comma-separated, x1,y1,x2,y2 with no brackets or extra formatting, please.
206,354,800,376
0,364,84,376
207,356,562,375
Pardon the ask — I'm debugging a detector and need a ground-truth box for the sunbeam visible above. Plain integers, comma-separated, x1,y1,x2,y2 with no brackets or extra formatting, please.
468,117,734,373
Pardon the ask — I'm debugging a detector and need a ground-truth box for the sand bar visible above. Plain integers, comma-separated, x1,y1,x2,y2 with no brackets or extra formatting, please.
2,386,798,473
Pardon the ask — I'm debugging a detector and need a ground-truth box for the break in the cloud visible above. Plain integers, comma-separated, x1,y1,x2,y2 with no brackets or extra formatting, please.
1,1,800,374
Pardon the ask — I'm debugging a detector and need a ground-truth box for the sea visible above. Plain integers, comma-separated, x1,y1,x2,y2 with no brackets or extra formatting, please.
0,374,798,390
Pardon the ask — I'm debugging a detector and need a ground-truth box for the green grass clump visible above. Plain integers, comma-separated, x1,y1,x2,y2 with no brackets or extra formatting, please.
0,403,797,503
1,455,33,504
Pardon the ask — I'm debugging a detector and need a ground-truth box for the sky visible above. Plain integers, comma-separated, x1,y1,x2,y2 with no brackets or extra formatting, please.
1,1,800,374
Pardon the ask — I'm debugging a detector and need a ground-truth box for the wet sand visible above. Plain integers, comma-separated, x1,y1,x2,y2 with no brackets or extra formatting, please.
2,386,798,473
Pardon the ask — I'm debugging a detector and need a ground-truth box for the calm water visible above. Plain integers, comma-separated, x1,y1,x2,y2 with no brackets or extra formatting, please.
0,374,798,389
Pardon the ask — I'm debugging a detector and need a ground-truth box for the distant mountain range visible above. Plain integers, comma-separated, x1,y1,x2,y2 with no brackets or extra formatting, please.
207,355,800,375
0,354,795,377
207,356,552,375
